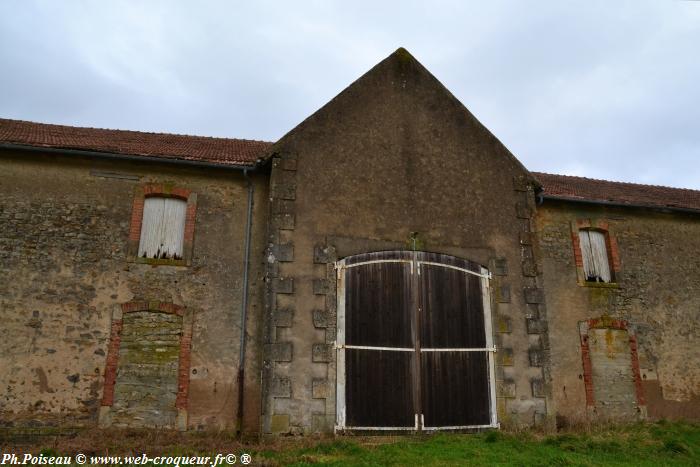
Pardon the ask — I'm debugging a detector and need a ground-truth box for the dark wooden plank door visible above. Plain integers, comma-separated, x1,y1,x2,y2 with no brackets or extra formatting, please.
338,251,495,430
418,255,492,428
342,252,416,428
420,351,491,427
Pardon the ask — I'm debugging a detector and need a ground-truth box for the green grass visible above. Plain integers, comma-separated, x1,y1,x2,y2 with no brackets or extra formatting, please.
258,421,699,466
4,421,698,466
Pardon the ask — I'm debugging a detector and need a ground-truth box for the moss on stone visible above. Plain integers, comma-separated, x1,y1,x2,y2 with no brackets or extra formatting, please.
393,47,413,63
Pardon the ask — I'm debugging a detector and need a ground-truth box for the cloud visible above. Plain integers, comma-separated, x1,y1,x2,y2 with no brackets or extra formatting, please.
1,0,698,188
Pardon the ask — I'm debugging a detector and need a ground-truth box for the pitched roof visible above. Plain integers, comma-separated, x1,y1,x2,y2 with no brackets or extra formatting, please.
2,119,698,213
534,172,700,213
0,118,272,167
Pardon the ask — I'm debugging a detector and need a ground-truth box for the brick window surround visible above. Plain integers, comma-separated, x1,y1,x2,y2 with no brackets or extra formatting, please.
570,219,620,286
127,184,198,266
578,317,646,414
99,300,194,431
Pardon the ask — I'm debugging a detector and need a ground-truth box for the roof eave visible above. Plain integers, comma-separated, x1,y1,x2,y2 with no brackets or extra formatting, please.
0,142,260,172
541,194,700,215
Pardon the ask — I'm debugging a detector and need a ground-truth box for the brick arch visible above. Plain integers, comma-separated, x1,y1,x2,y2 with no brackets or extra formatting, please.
99,300,193,430
121,300,186,316
143,184,191,200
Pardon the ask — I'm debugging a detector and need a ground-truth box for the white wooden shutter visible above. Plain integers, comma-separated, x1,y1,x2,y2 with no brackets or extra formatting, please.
138,197,187,259
578,230,611,282
588,230,611,282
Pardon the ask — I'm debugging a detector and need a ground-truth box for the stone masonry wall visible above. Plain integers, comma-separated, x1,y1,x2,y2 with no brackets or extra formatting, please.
536,201,700,423
261,49,554,433
0,151,268,431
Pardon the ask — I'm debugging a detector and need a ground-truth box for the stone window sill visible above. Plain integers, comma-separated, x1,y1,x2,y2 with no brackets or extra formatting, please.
579,281,618,289
132,257,188,267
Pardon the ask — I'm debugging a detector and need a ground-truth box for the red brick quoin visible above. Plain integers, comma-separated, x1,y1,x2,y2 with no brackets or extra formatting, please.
578,317,645,410
127,184,198,266
101,301,193,412
100,320,123,407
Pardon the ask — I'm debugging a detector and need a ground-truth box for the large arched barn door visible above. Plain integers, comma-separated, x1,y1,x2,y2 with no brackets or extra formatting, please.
336,251,497,431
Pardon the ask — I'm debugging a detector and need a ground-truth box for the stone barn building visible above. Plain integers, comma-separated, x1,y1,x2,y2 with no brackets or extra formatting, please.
1,49,698,435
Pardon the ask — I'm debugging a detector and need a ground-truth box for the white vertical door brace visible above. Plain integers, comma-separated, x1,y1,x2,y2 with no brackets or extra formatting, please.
481,266,499,428
335,260,347,431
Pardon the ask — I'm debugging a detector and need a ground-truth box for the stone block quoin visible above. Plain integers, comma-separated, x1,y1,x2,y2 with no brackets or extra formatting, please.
263,153,298,432
512,176,552,417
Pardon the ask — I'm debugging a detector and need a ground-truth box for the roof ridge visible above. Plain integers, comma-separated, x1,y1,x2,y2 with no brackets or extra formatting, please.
532,171,700,194
0,117,274,145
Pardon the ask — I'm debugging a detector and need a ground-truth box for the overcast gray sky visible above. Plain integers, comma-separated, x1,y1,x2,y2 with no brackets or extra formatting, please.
1,1,698,188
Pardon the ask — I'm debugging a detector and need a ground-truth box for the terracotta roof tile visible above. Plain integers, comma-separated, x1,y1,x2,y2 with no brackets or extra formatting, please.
3,120,698,213
0,118,272,167
534,172,700,213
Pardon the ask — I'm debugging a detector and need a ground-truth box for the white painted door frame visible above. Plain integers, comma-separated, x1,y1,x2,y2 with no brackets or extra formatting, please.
334,254,499,432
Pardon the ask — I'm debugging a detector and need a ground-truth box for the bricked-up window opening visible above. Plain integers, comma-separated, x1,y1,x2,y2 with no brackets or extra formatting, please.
100,301,193,430
578,318,646,419
578,229,612,283
138,197,187,260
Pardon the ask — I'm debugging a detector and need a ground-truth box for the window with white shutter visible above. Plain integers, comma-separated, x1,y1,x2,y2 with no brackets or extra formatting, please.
138,197,187,260
578,230,612,283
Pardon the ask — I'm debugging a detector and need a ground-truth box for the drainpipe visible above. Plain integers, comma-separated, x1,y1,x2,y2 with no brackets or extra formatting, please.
237,169,254,436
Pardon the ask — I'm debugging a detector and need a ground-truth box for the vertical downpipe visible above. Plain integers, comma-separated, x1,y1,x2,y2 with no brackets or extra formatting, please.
237,169,254,436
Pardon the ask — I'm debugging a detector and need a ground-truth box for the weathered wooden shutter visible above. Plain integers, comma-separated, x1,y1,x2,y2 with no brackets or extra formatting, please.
578,230,611,282
588,231,611,282
138,197,187,259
